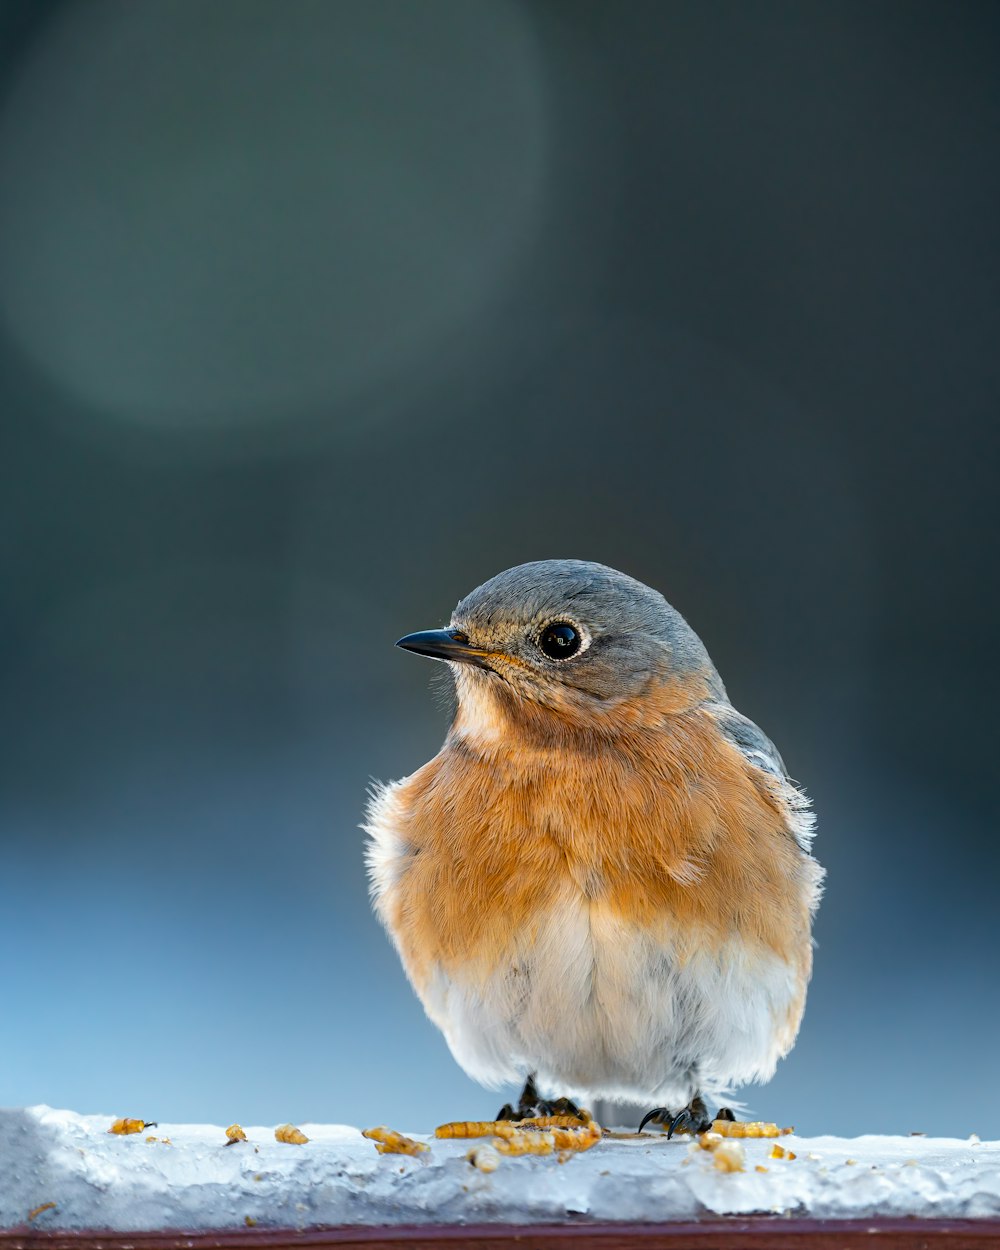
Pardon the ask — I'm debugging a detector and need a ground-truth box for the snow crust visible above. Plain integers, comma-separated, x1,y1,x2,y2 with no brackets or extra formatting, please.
2,1106,999,1231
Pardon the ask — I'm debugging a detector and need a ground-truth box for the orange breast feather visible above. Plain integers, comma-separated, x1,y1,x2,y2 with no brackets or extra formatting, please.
384,706,812,993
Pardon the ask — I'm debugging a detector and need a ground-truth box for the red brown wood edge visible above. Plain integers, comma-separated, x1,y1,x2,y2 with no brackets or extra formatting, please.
4,1222,1000,1250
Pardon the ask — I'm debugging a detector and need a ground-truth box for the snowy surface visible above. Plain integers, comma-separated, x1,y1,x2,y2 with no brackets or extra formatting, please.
2,1106,999,1231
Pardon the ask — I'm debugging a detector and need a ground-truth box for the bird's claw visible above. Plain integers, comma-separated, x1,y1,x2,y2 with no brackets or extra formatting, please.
638,1095,713,1137
637,1106,668,1134
498,1075,585,1122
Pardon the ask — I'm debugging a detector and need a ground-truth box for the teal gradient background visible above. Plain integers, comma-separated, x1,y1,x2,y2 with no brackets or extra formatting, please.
1,1,996,1136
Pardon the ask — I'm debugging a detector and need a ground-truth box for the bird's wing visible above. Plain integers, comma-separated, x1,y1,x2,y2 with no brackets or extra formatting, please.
710,704,788,779
707,703,816,853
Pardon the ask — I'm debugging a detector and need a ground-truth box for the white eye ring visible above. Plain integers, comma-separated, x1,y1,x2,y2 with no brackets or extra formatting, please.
535,619,590,661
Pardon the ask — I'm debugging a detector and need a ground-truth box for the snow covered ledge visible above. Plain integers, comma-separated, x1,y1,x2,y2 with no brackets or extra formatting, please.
2,1106,999,1240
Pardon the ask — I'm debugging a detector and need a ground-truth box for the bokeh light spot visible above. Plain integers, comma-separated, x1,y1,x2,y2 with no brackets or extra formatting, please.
0,0,548,430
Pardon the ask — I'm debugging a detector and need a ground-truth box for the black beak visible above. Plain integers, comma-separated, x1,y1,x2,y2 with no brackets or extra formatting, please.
395,628,492,669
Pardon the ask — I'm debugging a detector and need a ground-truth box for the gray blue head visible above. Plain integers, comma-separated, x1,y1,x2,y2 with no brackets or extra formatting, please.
397,560,726,721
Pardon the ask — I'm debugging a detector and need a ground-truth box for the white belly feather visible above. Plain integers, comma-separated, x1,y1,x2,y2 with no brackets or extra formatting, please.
418,887,800,1106
367,779,805,1107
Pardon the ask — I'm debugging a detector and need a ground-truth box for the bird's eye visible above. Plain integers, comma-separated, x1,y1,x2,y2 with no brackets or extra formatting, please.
538,621,582,660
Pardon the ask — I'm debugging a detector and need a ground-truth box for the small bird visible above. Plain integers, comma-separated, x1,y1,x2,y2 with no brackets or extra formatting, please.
366,560,823,1132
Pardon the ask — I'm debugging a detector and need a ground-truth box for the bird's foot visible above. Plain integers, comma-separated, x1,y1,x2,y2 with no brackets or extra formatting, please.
497,1072,542,1120
637,1095,713,1137
497,1074,587,1123
636,1102,791,1139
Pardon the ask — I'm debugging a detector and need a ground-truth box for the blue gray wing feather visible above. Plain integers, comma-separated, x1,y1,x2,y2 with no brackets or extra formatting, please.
708,703,816,853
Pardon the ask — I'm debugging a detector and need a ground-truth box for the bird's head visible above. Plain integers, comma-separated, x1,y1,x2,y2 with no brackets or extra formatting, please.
396,559,725,743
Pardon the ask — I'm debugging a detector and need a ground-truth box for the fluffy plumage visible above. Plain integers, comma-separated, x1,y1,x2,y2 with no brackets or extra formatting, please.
366,560,823,1108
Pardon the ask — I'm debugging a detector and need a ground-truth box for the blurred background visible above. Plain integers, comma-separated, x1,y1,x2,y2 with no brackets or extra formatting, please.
1,0,997,1138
